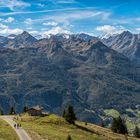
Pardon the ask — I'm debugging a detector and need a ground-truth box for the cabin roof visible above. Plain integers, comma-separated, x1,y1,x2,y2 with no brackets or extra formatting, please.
28,105,43,111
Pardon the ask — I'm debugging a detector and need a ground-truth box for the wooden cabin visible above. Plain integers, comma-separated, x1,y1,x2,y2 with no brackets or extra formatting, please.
27,105,43,116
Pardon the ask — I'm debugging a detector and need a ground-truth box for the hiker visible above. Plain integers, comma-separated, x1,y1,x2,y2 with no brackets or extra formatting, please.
17,123,19,129
14,124,16,128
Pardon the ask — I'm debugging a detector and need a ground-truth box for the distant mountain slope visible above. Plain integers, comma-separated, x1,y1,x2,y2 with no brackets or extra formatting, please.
0,32,140,124
0,36,9,47
102,31,140,64
0,31,37,48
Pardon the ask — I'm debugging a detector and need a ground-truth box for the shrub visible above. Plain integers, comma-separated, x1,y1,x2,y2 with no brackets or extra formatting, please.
133,126,140,138
67,134,72,140
111,116,128,134
63,105,76,124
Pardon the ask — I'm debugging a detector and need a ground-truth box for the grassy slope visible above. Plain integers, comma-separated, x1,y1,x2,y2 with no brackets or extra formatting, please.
104,108,140,131
15,114,139,140
0,119,19,140
104,109,120,118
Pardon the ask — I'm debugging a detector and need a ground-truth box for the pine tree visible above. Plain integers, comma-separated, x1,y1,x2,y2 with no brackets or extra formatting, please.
67,134,72,140
111,116,128,134
23,106,28,113
117,116,128,134
111,118,118,133
0,108,3,115
64,105,76,124
9,107,16,115
134,126,140,138
85,122,87,125
101,120,105,127
62,109,66,118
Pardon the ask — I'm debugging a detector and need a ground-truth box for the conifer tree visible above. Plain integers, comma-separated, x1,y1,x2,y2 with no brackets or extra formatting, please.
0,108,3,115
101,120,105,127
62,109,66,118
23,106,28,113
111,118,118,133
118,116,128,134
67,134,72,140
9,107,16,115
111,116,128,134
64,105,76,124
134,126,140,138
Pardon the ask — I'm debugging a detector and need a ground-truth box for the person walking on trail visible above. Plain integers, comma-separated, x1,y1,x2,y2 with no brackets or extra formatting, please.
14,123,21,129
14,124,16,128
17,124,19,129
17,123,21,129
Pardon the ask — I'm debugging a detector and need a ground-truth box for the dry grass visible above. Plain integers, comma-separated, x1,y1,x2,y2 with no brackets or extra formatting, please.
77,122,140,140
0,118,19,140
15,114,140,140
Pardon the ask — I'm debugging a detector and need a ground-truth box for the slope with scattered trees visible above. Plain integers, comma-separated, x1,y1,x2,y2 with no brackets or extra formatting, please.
14,113,139,140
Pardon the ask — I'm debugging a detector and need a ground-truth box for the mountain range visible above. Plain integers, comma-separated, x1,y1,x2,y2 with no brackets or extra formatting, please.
0,31,140,125
103,31,140,64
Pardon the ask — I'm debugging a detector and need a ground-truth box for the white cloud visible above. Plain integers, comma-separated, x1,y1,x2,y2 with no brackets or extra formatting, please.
37,3,45,7
25,26,71,38
0,28,23,35
0,18,3,21
24,18,33,25
17,10,105,28
41,28,49,31
27,27,33,30
0,7,110,20
0,17,15,23
41,10,110,27
0,23,8,29
96,25,125,35
135,18,140,21
42,26,71,36
49,0,76,4
28,30,39,36
43,21,58,26
136,28,140,31
0,23,22,35
0,0,30,11
96,25,116,33
4,17,15,23
57,10,108,22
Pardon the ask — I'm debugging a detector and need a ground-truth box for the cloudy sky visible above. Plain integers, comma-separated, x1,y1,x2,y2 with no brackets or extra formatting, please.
0,0,140,36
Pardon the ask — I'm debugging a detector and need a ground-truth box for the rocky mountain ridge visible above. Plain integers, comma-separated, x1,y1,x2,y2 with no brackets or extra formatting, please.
0,31,140,124
102,31,140,64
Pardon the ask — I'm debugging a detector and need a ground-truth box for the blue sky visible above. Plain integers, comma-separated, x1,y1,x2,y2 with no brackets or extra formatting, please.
0,0,140,36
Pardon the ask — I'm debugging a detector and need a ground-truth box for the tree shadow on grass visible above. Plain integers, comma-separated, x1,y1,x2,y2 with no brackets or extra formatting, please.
74,123,99,135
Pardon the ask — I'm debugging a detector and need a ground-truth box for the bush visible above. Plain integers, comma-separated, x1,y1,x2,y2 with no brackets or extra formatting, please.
9,107,16,115
101,120,105,127
133,126,140,138
85,122,87,125
23,106,28,113
67,134,72,140
0,108,3,115
111,116,128,134
63,105,76,124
